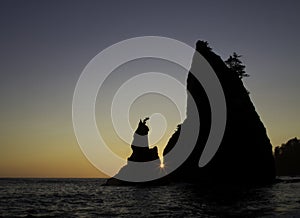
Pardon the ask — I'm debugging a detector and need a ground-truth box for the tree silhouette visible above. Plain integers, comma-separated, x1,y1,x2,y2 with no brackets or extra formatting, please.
196,40,212,51
225,52,249,79
274,137,300,176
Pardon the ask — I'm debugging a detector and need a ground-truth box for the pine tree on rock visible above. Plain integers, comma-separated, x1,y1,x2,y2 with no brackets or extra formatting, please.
225,52,249,79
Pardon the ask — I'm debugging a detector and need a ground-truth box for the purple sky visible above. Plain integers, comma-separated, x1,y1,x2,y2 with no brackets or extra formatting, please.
0,0,299,177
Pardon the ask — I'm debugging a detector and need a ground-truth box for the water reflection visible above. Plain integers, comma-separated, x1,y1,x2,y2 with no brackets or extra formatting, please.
0,177,299,217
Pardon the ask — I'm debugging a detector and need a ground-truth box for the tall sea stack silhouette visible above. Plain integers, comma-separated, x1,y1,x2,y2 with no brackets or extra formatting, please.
106,40,275,185
163,41,275,184
105,118,161,185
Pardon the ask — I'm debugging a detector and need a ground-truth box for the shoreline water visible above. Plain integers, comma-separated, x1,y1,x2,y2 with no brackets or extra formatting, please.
1,176,300,217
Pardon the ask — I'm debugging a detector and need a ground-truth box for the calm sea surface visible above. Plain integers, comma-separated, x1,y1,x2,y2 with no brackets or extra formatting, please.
0,177,300,217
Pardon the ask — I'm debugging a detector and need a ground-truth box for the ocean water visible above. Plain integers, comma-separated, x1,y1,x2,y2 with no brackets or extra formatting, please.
0,177,300,217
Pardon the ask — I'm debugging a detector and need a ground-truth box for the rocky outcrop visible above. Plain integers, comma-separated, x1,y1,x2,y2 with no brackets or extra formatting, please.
275,137,300,176
106,40,276,185
127,118,159,162
105,118,160,185
162,41,275,184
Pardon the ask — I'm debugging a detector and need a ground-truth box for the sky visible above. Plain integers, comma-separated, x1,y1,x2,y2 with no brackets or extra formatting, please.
0,0,299,178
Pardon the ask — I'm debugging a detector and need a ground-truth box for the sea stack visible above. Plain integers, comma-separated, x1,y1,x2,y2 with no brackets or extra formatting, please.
105,118,160,185
106,40,276,185
163,41,276,184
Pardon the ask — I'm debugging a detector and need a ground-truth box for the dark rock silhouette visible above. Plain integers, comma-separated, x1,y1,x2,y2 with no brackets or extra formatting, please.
128,118,159,162
105,118,160,185
163,125,181,156
162,40,275,184
275,137,300,176
106,40,276,185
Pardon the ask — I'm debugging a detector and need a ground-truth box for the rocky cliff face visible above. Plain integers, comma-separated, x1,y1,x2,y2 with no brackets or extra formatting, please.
106,41,275,185
275,137,300,176
163,41,275,184
105,118,160,185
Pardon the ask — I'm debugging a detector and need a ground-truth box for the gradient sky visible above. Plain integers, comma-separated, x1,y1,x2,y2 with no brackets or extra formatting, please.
0,0,299,178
